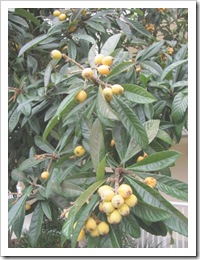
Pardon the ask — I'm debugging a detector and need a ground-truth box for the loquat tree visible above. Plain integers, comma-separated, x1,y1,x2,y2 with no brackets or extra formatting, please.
8,7,188,248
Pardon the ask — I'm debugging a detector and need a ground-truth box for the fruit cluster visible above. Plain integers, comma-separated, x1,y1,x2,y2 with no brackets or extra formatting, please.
167,47,174,55
53,10,66,21
98,184,138,225
145,24,155,32
136,152,148,162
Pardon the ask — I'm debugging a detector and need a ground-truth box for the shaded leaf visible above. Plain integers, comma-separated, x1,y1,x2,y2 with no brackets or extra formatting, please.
101,33,121,56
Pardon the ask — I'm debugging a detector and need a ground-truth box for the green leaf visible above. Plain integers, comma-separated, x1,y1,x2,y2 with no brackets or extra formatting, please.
160,59,188,81
52,181,84,198
71,195,99,247
8,195,27,228
106,62,133,80
127,150,181,172
43,91,77,140
18,157,46,171
8,13,29,28
97,88,119,121
88,44,97,68
68,39,77,60
85,21,105,33
11,169,29,182
171,81,188,89
109,224,122,248
132,201,172,222
112,96,148,149
139,61,163,77
61,207,76,245
18,34,48,57
136,41,165,61
96,156,106,181
15,8,40,26
171,91,188,123
74,179,106,213
125,176,188,236
116,19,132,40
9,109,21,133
89,118,105,172
156,129,173,145
153,100,167,118
125,19,152,39
101,33,122,56
27,55,38,75
12,207,25,238
121,212,141,238
28,202,44,247
123,84,157,104
34,135,55,153
44,59,59,88
72,33,95,44
41,201,52,220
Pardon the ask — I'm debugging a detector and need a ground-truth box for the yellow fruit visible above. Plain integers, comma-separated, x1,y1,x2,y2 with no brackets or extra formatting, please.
102,201,115,214
102,56,114,66
97,65,110,75
77,229,85,242
100,189,115,202
82,68,94,79
118,184,132,199
65,212,69,219
75,90,87,103
111,194,124,208
85,217,97,232
74,146,85,157
110,139,115,147
135,67,141,73
90,227,100,237
53,10,61,17
94,54,104,65
137,156,144,162
102,87,113,102
111,84,124,95
69,25,77,33
98,185,113,196
109,210,122,224
98,222,109,235
167,47,174,55
51,50,62,60
59,14,66,21
124,194,138,208
41,171,50,180
99,202,104,212
81,9,87,16
25,203,31,211
144,177,157,188
118,203,130,216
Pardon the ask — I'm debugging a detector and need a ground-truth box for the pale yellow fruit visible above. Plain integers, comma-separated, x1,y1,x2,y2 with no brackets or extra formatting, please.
110,139,115,147
98,185,113,196
98,222,109,235
90,227,100,237
118,184,132,199
102,87,113,102
75,90,87,103
25,203,31,211
144,177,157,188
100,189,115,202
111,84,124,95
41,171,50,180
85,217,97,232
124,194,138,208
65,211,69,219
118,203,130,216
99,202,104,212
69,25,77,33
74,146,85,157
82,68,94,79
137,156,144,162
102,201,115,214
135,67,141,73
97,65,110,75
53,10,61,17
94,54,104,65
77,229,85,242
102,56,114,66
109,209,122,224
59,14,67,21
111,194,124,208
51,50,62,60
81,9,87,16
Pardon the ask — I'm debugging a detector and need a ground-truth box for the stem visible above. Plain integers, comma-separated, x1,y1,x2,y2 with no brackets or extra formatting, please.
114,168,120,193
62,54,84,70
121,168,144,182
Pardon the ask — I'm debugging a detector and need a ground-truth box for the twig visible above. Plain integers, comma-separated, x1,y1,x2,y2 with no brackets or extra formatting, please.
120,168,144,182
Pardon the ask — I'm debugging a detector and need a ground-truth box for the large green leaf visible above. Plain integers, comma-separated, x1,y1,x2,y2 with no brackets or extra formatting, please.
171,91,188,123
34,135,55,153
41,201,52,220
116,19,132,40
15,8,40,26
18,157,46,171
136,41,165,61
156,129,173,145
121,212,141,238
72,33,95,44
67,39,77,60
9,109,21,133
52,181,84,198
85,21,105,33
43,91,77,140
127,150,181,172
28,202,44,247
89,118,105,172
44,59,59,87
160,59,188,81
125,19,152,39
139,61,163,77
96,156,106,181
18,34,48,57
8,195,27,228
12,207,25,238
109,224,122,248
112,96,148,149
132,201,172,222
123,84,157,104
100,33,121,56
106,62,133,80
11,168,29,182
125,176,188,236
61,206,76,245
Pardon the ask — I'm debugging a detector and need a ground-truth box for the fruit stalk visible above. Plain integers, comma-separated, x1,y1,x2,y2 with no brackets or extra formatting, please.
114,168,120,193
62,53,84,70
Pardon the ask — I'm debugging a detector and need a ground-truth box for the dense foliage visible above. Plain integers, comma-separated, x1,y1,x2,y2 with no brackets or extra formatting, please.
8,8,188,248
